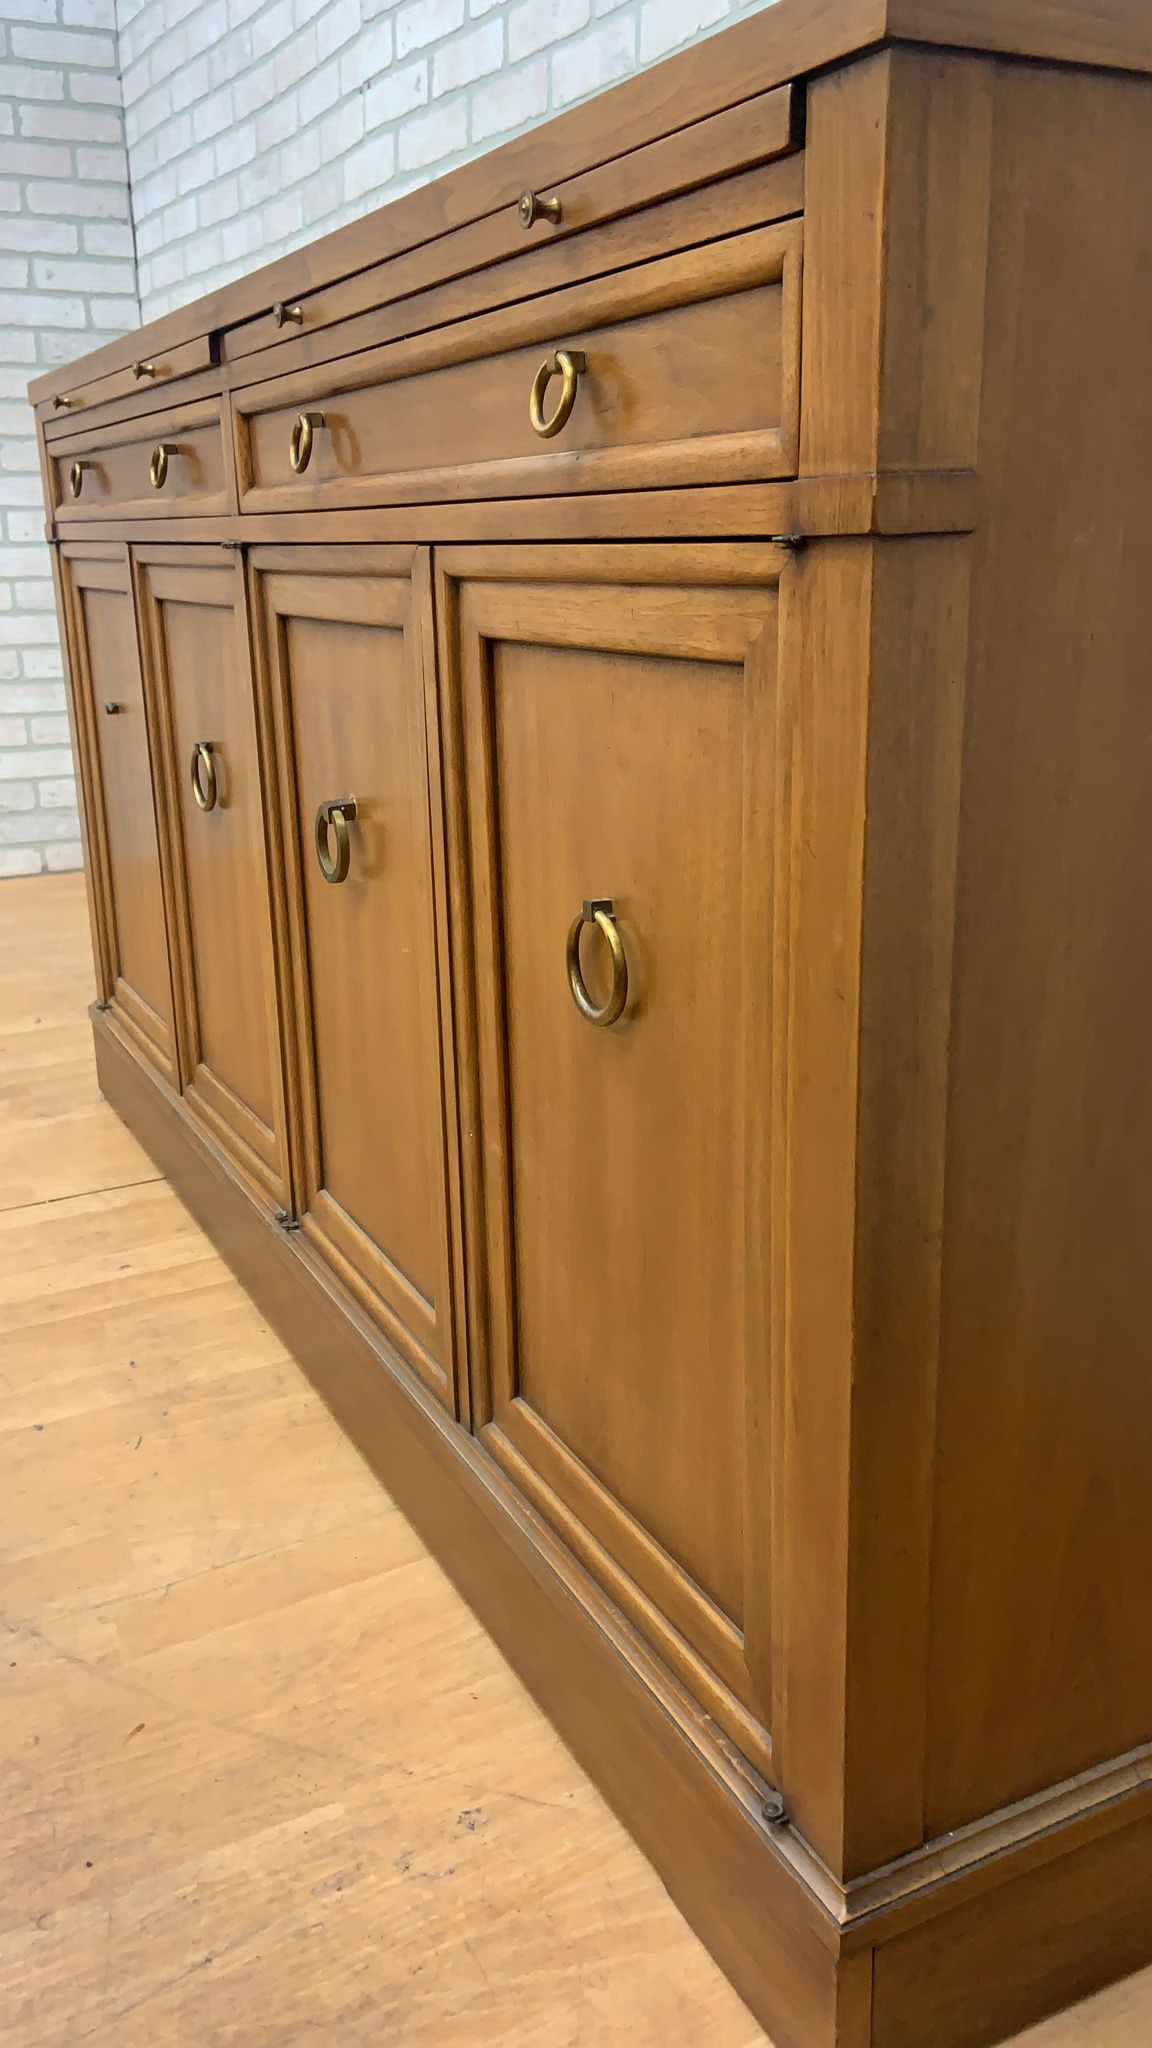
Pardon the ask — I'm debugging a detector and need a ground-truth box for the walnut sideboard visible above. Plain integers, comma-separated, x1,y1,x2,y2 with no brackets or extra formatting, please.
30,4,1152,2043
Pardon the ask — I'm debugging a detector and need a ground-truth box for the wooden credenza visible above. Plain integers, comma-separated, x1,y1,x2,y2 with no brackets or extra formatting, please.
32,5,1152,2043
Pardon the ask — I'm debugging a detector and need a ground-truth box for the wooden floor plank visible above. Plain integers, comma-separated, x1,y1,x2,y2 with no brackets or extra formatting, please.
2,872,1152,2046
0,875,159,1210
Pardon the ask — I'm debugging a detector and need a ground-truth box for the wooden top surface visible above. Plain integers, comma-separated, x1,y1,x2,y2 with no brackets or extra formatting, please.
29,0,1152,404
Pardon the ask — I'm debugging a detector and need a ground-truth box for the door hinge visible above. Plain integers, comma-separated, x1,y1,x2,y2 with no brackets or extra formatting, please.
770,531,807,554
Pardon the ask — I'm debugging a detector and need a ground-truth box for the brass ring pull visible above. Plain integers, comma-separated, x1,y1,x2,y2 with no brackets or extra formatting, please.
149,442,176,490
566,898,629,1028
529,349,587,440
315,797,358,885
190,741,218,813
518,189,563,230
290,410,326,474
68,458,88,500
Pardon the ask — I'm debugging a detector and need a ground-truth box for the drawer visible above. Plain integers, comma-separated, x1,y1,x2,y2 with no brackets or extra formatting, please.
38,334,216,425
234,221,802,512
221,85,800,375
51,400,231,520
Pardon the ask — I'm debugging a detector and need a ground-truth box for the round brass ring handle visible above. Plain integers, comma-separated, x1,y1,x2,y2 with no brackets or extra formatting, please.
566,898,629,1028
190,740,218,813
529,349,587,440
68,458,88,500
290,410,326,474
518,188,563,230
315,797,358,885
149,442,176,490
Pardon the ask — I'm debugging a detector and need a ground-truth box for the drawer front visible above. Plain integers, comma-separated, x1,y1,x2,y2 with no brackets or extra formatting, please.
221,86,799,372
52,400,230,520
235,222,801,512
40,335,215,424
439,544,786,1771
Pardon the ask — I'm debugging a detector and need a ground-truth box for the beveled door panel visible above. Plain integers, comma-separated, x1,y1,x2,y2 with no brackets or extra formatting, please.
135,549,289,1207
437,544,785,1772
60,548,177,1081
252,547,459,1409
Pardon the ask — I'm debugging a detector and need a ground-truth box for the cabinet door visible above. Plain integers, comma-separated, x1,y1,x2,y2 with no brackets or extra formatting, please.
60,548,177,1081
136,549,289,1208
438,545,782,1771
252,547,459,1409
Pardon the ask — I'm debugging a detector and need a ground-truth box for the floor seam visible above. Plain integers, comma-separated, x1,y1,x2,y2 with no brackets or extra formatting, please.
0,1174,164,1220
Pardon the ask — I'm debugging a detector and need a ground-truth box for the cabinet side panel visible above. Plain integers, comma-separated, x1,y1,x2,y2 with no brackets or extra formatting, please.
926,61,1152,1834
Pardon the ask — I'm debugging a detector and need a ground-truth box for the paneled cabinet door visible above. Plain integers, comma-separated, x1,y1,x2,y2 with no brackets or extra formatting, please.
251,547,459,1411
437,544,784,1774
60,547,177,1081
135,548,289,1208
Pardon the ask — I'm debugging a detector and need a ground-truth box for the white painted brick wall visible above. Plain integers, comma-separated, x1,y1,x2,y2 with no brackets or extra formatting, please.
1,0,136,877
120,0,783,321
4,0,781,877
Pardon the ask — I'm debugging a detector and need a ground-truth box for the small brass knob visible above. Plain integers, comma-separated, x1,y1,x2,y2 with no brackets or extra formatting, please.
273,301,303,327
52,394,74,411
519,189,563,230
133,360,156,379
104,701,121,715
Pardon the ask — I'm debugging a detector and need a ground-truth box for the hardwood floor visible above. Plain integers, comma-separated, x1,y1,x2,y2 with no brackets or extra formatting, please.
2,872,1151,2048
